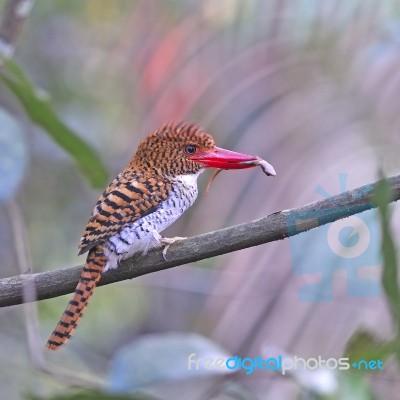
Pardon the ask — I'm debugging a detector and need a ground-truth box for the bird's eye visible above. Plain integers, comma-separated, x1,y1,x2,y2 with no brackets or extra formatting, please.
185,145,197,155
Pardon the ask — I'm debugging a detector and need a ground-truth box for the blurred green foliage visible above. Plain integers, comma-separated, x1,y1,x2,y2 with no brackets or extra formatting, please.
345,330,399,367
343,176,399,381
373,176,400,332
1,59,108,188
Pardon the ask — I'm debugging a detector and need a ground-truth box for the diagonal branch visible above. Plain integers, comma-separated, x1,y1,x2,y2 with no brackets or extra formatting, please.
1,174,399,308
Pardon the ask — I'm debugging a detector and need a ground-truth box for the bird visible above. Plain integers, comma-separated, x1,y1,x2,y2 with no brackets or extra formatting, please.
46,121,276,350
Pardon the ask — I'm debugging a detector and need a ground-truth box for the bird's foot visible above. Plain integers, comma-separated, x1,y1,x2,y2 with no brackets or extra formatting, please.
159,236,186,261
152,230,186,260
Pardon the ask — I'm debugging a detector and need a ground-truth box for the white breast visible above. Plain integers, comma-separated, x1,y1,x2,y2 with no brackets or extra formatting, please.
103,171,203,271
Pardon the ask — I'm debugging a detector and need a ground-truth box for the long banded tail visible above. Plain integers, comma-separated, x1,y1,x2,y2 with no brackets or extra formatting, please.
46,245,107,350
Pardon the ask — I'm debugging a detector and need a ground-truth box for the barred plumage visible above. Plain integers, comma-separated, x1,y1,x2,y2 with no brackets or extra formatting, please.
78,172,174,255
46,245,107,350
46,121,271,350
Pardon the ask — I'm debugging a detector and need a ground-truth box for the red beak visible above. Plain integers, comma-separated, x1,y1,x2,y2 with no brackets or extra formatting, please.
191,146,258,170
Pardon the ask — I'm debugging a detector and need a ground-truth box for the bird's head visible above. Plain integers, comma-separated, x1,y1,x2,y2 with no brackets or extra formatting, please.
132,121,268,177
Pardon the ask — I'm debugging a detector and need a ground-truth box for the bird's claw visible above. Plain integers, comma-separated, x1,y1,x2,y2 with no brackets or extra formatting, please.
159,236,186,261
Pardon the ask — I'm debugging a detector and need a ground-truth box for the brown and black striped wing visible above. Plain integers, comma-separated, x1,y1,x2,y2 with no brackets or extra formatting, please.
78,171,172,255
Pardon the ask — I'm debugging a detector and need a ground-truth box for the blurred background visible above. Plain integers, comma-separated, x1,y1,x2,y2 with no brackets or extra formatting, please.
1,0,400,399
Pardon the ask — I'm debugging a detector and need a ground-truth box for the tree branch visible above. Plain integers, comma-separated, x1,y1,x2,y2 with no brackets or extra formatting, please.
1,174,399,308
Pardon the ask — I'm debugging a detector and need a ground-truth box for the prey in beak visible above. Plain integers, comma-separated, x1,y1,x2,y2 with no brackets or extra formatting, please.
189,146,276,196
190,146,276,175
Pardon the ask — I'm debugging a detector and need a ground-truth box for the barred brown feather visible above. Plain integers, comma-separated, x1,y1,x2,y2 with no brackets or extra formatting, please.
46,121,231,350
78,172,173,255
46,245,107,350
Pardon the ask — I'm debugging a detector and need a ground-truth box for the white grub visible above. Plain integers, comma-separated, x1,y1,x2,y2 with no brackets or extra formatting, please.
257,157,276,176
242,156,276,176
205,156,276,196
